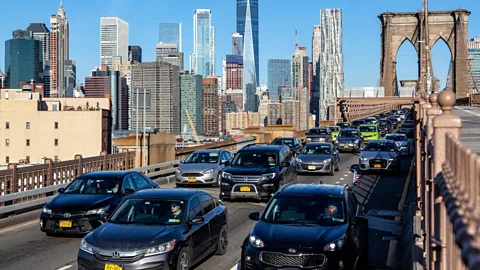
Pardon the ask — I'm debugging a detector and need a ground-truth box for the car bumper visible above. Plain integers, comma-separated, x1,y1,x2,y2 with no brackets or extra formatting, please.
362,136,377,143
296,163,333,173
78,249,172,270
175,171,218,185
40,214,106,234
220,180,276,200
359,158,399,171
335,142,360,151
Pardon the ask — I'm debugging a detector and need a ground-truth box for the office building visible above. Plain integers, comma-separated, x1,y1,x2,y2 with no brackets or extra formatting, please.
26,23,50,70
282,98,300,130
224,55,243,90
468,37,480,93
180,72,203,136
240,0,257,111
226,111,260,130
298,87,310,130
191,9,215,78
0,70,4,88
64,60,76,97
128,45,142,63
292,46,309,90
49,2,69,97
131,62,180,135
202,77,219,137
319,9,344,120
237,0,259,86
267,59,291,100
159,22,182,52
232,33,243,56
100,17,129,69
4,30,43,89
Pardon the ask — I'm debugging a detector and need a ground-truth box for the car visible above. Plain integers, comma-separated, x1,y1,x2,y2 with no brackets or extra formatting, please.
378,121,390,136
77,189,228,270
175,149,232,187
358,124,380,143
295,142,340,175
334,128,364,153
336,122,351,130
385,133,411,155
305,127,332,143
270,137,302,155
40,171,158,236
351,119,366,129
326,126,341,141
219,144,297,202
240,184,369,270
399,122,415,138
359,140,401,172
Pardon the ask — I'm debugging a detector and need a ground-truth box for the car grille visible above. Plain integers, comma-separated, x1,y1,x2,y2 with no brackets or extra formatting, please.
260,252,326,268
301,164,324,170
182,172,203,177
94,251,144,262
231,175,262,182
369,159,387,168
52,211,85,218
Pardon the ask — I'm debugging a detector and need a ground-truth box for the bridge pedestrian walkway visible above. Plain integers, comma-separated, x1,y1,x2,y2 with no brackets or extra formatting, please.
453,106,480,154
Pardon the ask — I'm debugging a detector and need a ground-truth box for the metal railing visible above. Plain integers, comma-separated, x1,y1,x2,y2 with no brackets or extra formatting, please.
335,97,412,123
415,90,480,269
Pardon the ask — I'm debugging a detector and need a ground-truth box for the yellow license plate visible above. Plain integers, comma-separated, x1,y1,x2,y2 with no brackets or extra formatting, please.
240,186,251,192
320,138,325,142
344,145,349,149
59,220,72,228
374,164,382,168
187,178,196,183
308,166,316,170
364,138,369,141
105,264,122,270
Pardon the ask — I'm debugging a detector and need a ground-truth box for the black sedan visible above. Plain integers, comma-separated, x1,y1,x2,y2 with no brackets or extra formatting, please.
78,189,228,270
270,137,302,155
40,171,158,235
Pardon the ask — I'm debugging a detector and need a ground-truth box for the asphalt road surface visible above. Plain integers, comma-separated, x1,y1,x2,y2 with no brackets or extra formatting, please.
0,151,411,270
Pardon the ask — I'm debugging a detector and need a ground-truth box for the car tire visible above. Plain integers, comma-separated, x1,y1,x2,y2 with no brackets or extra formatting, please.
329,165,334,176
215,225,228,255
45,231,54,237
174,247,190,270
335,160,340,171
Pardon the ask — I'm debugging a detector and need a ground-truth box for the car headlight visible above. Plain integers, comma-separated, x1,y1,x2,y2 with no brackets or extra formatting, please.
42,206,52,215
334,140,339,144
249,234,265,248
203,168,215,174
222,172,232,180
145,239,176,256
80,238,94,254
86,205,110,215
261,173,276,180
323,159,331,164
324,239,345,251
360,157,368,161
296,158,303,163
388,158,394,161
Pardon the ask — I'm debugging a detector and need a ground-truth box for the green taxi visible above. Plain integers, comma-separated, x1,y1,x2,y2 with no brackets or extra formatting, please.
327,126,341,141
358,124,380,142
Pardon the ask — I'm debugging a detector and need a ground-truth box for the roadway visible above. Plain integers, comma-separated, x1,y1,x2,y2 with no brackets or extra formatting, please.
454,106,480,154
0,150,412,270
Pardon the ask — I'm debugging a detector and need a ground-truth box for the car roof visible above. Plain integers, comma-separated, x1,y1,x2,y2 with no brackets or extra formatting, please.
129,188,207,200
366,139,395,143
385,133,406,137
240,144,286,151
278,184,346,197
82,171,134,177
193,149,223,153
340,128,359,131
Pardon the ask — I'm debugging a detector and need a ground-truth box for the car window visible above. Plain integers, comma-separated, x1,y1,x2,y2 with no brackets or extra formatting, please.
225,152,232,160
364,142,397,152
184,152,219,163
339,130,359,138
359,126,377,132
63,175,122,194
188,196,203,219
122,176,136,192
198,194,215,214
109,198,186,225
131,173,148,188
301,144,331,155
272,139,294,146
385,135,405,142
307,129,327,135
231,151,278,167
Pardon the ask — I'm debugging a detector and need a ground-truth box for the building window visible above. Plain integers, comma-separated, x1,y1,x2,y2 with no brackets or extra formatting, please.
5,139,9,146
54,122,58,129
52,104,58,111
26,122,30,129
26,156,30,163
54,139,58,146
5,122,9,129
5,156,9,163
26,139,30,146
54,156,59,162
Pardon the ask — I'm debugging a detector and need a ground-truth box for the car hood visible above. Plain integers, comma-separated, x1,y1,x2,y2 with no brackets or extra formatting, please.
360,151,397,159
297,154,332,163
87,223,182,250
47,194,116,212
179,163,218,172
253,221,348,250
225,166,276,175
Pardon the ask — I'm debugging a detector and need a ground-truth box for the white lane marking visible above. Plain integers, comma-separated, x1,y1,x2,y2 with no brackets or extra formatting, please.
231,263,240,270
56,265,73,270
456,106,480,117
344,174,348,177
340,178,344,180
336,181,340,184
0,219,38,235
348,171,352,174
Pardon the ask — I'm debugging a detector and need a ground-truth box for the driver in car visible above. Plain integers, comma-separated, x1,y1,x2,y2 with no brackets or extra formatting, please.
322,204,342,219
169,202,183,219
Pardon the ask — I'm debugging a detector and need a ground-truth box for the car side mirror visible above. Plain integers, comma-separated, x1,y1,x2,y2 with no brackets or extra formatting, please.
190,216,204,225
305,133,308,135
180,159,185,163
57,188,65,193
249,211,260,221
353,216,368,226
221,160,230,166
122,188,135,196
281,161,290,167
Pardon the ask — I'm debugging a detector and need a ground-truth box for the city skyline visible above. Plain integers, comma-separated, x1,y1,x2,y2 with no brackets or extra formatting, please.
0,0,478,89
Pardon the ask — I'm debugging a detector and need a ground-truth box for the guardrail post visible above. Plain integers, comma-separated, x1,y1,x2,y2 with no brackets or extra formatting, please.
100,151,108,171
7,163,17,195
75,154,83,177
45,158,53,186
122,149,131,170
432,90,462,270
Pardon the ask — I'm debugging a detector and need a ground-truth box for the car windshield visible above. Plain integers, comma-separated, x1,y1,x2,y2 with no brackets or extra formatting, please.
379,122,388,128
272,139,294,146
109,199,187,225
364,142,397,152
301,144,331,155
184,152,219,163
63,175,122,194
359,126,377,132
231,151,278,167
307,129,327,135
336,123,349,128
385,135,405,142
327,126,340,132
352,121,364,126
339,130,359,138
262,196,346,226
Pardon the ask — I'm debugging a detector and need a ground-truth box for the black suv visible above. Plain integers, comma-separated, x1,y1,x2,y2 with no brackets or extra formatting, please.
241,184,369,270
219,145,297,202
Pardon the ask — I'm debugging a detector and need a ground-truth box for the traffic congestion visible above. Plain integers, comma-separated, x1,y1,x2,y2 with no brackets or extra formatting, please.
36,108,413,270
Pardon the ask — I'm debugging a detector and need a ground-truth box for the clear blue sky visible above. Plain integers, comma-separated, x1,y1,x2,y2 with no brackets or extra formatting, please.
1,0,478,89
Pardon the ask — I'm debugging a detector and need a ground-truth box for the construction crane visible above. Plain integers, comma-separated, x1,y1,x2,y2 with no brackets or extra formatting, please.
185,109,201,145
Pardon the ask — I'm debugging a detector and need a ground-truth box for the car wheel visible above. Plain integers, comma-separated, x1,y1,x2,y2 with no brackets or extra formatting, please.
175,247,190,270
329,165,334,176
45,231,54,237
335,161,340,171
215,225,228,255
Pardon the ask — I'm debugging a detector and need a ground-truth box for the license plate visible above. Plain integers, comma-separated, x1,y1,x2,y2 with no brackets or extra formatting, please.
374,164,382,168
187,178,196,183
59,220,72,228
364,138,369,141
343,145,349,149
308,166,316,170
240,186,251,192
320,138,325,142
105,264,122,270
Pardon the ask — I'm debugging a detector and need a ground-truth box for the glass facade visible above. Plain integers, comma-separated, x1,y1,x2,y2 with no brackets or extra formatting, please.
5,38,43,89
267,59,291,100
237,0,259,87
192,10,214,78
468,38,480,92
180,73,203,136
158,22,182,52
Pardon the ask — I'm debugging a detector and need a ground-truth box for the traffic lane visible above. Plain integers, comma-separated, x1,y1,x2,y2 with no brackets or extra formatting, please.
354,156,412,269
454,106,480,154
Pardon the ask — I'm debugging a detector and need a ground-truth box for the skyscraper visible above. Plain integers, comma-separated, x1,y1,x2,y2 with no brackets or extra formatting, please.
319,9,344,121
26,23,50,70
311,25,321,125
180,72,203,136
267,59,291,100
159,22,182,52
191,9,215,78
49,2,69,97
237,0,259,87
292,46,309,90
468,38,480,93
241,0,257,111
232,33,243,56
128,45,142,63
64,60,76,97
100,17,129,69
